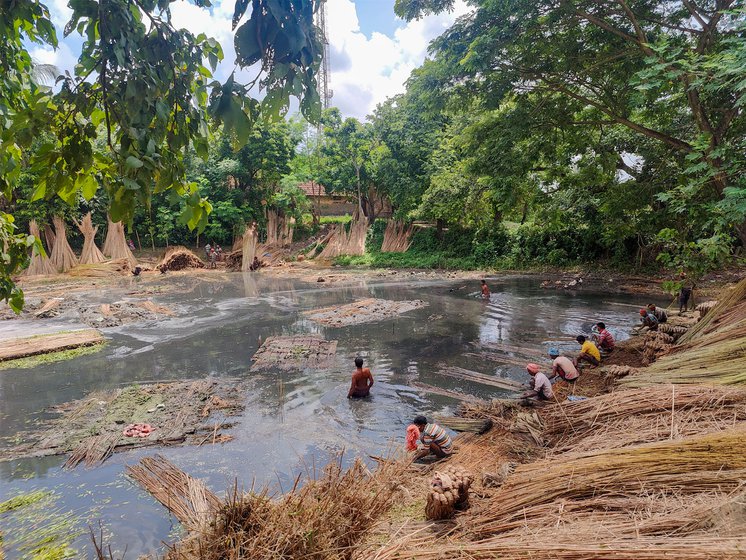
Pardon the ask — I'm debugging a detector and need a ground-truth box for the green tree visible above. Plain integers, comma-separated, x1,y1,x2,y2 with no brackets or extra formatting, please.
396,0,746,250
1,0,324,308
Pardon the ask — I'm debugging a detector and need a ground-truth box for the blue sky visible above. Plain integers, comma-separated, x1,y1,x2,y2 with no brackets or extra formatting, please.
33,0,469,120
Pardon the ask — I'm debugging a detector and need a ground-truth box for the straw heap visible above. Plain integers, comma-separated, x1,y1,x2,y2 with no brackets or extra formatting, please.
241,223,258,271
678,278,746,343
49,216,78,272
75,213,106,265
131,455,409,560
157,246,204,271
24,219,57,276
381,220,414,253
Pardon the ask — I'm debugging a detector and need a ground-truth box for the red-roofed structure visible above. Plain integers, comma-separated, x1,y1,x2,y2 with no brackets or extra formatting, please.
298,181,328,197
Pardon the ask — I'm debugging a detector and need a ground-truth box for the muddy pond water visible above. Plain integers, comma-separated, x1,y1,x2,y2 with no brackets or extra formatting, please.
0,272,645,557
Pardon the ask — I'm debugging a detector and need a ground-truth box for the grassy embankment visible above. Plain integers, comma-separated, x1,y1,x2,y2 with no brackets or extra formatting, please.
329,219,654,272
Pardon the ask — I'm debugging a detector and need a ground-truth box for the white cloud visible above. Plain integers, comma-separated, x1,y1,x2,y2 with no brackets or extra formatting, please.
43,0,470,119
325,0,470,119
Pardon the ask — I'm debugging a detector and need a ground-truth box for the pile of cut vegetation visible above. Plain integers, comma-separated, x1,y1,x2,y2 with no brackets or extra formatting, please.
304,298,427,327
157,246,205,272
127,453,409,560
1,379,245,468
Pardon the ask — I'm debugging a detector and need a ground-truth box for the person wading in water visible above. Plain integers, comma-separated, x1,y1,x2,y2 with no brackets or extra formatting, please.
347,357,374,398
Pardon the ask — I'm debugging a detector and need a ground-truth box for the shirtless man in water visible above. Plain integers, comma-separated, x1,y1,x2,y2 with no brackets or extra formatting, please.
347,357,374,398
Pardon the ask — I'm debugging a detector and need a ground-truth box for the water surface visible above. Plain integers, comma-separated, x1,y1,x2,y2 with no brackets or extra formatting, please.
0,272,645,557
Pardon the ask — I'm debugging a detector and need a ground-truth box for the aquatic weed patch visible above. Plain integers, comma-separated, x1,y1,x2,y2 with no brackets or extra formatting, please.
0,342,105,370
0,490,84,559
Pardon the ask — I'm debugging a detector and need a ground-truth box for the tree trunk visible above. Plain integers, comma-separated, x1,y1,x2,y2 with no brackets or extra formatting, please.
436,219,445,241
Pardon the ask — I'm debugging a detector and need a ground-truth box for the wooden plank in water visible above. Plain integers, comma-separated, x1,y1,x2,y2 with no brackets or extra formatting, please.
410,382,486,404
436,366,525,391
434,415,494,434
0,329,104,362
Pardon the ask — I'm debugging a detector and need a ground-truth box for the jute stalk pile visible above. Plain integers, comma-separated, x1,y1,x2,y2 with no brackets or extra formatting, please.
425,465,473,520
241,223,258,272
678,277,746,344
49,216,78,272
126,455,222,531
157,246,204,272
318,219,367,259
381,220,414,253
468,427,746,537
129,454,408,560
24,219,57,276
541,385,746,453
74,212,106,265
102,215,137,267
265,209,294,246
642,330,674,362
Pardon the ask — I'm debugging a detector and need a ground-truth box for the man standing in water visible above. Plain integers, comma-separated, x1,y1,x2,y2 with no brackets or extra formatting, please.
480,279,491,299
347,357,374,398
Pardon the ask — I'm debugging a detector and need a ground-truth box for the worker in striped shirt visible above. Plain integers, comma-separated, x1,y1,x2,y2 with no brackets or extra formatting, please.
412,416,453,460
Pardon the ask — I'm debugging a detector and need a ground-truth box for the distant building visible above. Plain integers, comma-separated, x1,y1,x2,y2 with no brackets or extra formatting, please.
297,182,358,216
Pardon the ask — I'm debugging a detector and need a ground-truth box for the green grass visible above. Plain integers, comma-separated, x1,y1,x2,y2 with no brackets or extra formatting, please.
0,342,105,370
334,251,486,270
319,215,353,224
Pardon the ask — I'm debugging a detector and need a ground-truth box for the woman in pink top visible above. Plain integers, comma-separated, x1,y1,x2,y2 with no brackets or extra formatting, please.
548,348,579,382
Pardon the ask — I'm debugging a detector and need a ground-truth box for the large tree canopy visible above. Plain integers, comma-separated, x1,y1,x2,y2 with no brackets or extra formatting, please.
0,0,324,309
395,0,745,245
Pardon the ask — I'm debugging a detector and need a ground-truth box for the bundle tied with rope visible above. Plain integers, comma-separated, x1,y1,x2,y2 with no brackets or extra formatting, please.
643,330,674,362
425,465,473,520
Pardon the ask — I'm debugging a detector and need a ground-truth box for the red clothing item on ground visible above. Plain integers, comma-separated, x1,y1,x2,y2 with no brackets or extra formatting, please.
406,424,420,451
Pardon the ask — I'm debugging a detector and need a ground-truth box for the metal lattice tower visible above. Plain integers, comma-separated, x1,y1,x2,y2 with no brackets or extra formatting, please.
317,0,332,110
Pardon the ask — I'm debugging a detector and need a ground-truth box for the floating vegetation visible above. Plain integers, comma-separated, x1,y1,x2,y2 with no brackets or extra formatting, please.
0,342,105,370
0,490,84,559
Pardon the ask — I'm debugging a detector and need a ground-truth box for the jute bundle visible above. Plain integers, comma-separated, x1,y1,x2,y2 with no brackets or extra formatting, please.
541,385,746,453
126,455,222,531
24,219,57,276
317,218,367,259
265,209,295,247
74,213,106,265
425,466,473,520
643,330,674,361
157,246,204,272
678,278,746,343
697,300,718,318
658,322,688,339
49,216,78,272
604,364,640,379
241,223,258,272
381,220,414,253
102,216,136,266
469,427,746,537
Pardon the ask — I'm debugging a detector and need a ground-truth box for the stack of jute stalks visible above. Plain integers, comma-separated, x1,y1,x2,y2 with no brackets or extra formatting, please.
129,454,408,560
365,429,746,560
425,465,473,520
381,220,414,253
541,385,746,453
24,219,56,276
466,427,746,538
318,218,367,258
678,277,746,344
621,328,746,386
